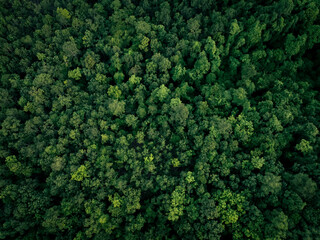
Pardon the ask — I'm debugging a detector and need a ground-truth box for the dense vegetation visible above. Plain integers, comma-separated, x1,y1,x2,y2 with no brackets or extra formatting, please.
1,0,320,239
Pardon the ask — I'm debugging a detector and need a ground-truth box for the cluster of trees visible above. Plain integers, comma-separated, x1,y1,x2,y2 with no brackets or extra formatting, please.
1,0,320,239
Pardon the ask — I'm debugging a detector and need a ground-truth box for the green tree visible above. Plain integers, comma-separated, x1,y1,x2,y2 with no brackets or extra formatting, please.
169,98,189,126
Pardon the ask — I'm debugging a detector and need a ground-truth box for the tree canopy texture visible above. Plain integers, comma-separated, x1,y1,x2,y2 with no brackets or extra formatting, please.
0,0,320,239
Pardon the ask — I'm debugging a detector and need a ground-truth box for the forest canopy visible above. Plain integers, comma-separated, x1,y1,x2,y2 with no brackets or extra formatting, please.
0,0,320,239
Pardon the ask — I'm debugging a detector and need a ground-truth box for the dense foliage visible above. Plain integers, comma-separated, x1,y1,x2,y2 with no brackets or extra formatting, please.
1,0,320,239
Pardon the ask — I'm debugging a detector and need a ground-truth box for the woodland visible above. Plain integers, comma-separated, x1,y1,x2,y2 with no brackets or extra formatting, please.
0,0,320,239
